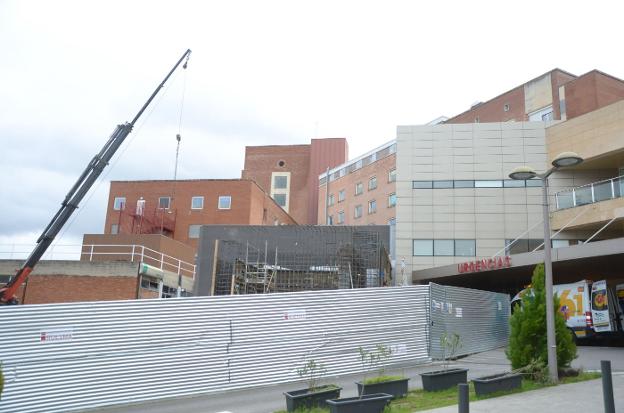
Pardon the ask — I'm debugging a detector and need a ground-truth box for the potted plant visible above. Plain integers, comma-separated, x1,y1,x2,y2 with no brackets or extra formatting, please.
472,372,522,396
325,345,393,413
283,359,341,412
420,332,468,391
355,344,409,398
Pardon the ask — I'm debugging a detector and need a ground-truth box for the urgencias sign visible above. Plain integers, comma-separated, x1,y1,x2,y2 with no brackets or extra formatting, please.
458,256,511,273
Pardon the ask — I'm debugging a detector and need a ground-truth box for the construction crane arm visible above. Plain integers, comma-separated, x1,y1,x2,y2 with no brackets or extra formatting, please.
0,49,192,305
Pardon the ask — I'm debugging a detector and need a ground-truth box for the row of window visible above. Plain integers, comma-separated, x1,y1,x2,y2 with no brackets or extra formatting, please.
327,170,396,206
413,239,476,257
412,179,542,189
320,144,397,185
113,196,232,211
412,238,581,257
327,195,396,225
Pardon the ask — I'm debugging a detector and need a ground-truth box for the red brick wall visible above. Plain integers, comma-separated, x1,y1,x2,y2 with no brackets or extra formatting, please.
550,70,577,119
104,179,295,250
242,145,311,224
564,71,624,120
18,274,138,304
320,154,396,226
446,85,526,123
308,138,348,224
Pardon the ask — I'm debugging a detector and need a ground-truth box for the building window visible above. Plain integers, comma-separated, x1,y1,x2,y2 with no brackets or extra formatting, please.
413,239,476,256
274,175,288,189
388,169,396,183
113,197,126,210
355,182,363,195
338,189,345,202
455,240,476,257
504,104,510,112
327,194,335,206
337,210,345,224
273,194,287,207
218,195,232,209
111,224,119,235
354,205,362,218
525,179,542,187
368,176,377,191
413,240,433,256
454,180,474,188
388,193,396,208
188,224,201,239
158,197,171,209
368,200,377,214
191,196,204,209
388,218,396,225
433,180,453,189
140,278,160,291
503,180,525,188
327,215,333,225
474,117,480,123
412,181,433,189
475,180,503,188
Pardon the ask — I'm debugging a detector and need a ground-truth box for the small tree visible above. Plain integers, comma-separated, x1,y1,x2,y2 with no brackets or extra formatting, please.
440,332,462,370
296,359,327,393
506,263,577,371
358,344,393,378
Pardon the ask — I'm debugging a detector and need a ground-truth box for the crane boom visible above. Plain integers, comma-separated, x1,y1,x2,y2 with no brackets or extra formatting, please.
0,49,192,305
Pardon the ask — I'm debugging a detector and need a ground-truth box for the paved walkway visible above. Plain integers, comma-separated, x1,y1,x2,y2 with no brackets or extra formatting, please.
421,373,624,413
89,346,624,413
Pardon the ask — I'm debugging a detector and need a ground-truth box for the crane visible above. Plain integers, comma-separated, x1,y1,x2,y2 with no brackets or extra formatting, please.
0,49,192,305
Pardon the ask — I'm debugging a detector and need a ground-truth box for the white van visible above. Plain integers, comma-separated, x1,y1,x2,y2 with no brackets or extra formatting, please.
512,280,624,341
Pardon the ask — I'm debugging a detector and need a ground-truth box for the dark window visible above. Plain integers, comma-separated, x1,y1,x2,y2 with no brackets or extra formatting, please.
433,180,453,189
454,180,474,188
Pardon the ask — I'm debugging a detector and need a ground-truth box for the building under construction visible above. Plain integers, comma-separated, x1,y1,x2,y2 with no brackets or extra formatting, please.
195,225,391,295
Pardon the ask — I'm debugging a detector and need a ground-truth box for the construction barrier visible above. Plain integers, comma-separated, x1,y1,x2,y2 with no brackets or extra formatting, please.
0,284,509,413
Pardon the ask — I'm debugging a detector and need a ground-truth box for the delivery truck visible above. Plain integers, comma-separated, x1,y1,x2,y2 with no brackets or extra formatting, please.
512,280,624,341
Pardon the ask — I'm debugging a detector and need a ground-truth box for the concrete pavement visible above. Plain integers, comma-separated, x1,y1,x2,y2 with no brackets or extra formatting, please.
87,346,624,413
421,373,624,413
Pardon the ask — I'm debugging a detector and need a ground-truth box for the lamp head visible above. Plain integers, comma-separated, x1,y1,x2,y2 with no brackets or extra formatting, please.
552,151,583,168
509,166,537,180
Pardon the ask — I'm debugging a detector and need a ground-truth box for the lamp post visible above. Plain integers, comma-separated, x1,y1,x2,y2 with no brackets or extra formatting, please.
509,151,583,383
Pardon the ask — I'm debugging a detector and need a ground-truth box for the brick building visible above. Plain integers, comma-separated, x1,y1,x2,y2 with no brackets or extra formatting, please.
103,179,297,249
445,69,624,124
318,140,397,227
241,138,348,224
0,260,174,304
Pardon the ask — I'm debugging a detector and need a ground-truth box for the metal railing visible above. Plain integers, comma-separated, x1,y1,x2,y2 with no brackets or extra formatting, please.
555,175,624,210
0,243,196,279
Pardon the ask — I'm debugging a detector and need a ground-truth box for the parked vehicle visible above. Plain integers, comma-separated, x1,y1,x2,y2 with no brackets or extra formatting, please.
511,279,624,341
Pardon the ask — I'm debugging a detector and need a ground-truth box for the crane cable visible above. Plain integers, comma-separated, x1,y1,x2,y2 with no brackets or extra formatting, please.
54,58,188,250
171,53,190,210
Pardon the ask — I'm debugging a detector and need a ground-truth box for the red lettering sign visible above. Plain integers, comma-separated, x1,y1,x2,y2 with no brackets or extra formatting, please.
457,256,512,273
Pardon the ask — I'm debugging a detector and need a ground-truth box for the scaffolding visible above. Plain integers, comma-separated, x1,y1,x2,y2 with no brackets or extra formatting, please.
210,227,392,295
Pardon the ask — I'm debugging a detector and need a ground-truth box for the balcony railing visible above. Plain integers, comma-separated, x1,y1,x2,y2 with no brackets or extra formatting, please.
555,175,624,210
0,243,195,279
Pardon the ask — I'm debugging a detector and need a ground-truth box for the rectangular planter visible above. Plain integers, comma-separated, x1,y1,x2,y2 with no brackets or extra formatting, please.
356,377,409,398
284,386,342,412
472,373,522,396
420,368,468,392
326,393,393,413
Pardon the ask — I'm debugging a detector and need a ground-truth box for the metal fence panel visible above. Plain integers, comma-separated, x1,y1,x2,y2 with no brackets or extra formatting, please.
429,283,510,359
0,286,430,413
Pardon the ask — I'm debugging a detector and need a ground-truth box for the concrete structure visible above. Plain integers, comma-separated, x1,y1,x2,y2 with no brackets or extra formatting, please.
318,140,397,226
104,179,297,249
446,68,624,124
195,225,391,295
242,138,348,225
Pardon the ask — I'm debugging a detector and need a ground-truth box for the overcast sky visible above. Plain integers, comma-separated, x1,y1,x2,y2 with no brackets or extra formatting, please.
1,0,623,258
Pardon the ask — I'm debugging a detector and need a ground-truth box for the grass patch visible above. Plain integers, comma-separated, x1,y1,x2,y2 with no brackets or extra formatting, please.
362,375,406,385
275,372,601,413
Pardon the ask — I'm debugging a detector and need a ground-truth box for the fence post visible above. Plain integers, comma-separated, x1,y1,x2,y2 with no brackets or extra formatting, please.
458,383,469,413
601,360,615,413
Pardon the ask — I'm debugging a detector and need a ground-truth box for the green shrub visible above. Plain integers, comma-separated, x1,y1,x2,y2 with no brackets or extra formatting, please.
506,264,577,371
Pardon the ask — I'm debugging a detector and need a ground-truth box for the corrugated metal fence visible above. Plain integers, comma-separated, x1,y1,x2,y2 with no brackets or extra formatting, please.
0,284,509,413
429,283,510,359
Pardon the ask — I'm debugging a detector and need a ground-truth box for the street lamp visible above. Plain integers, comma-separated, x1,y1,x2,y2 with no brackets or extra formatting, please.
509,152,584,383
